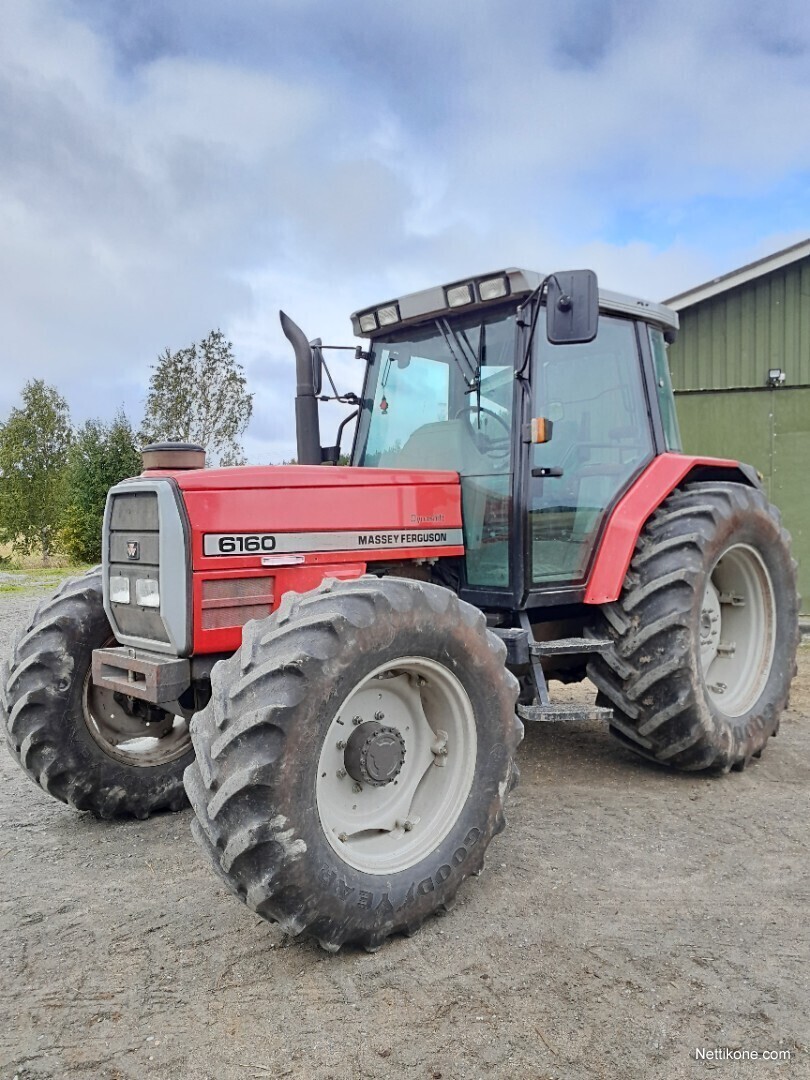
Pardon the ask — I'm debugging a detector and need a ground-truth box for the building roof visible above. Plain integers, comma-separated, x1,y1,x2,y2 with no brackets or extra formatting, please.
664,237,810,311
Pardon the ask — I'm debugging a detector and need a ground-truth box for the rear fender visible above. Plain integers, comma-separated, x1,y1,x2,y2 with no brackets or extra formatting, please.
584,453,758,605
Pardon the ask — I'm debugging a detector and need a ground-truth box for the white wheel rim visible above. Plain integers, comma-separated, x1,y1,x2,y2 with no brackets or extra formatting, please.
699,543,776,718
316,656,477,875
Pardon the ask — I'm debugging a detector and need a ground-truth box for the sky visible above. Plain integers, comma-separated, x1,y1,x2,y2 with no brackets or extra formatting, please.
2,0,809,463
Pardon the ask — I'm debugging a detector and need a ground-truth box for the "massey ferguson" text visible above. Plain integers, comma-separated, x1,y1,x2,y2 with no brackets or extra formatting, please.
358,532,448,546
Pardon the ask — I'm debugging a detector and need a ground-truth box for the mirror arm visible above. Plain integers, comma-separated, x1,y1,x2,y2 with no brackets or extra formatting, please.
515,274,552,379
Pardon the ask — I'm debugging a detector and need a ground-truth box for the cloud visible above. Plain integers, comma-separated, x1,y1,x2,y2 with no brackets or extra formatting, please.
2,0,809,461
0,0,322,431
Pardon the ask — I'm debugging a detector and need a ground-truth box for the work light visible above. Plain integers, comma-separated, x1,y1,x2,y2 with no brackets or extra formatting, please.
446,283,473,307
478,275,508,301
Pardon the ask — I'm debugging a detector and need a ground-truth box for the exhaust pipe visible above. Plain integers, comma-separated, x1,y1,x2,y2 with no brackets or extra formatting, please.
280,310,322,465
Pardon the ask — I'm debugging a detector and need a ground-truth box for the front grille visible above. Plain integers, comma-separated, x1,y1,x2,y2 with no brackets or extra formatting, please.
107,491,169,643
104,479,191,656
201,576,274,631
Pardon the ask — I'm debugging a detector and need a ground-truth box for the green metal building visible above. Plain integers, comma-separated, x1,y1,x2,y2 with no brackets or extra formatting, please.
665,238,810,606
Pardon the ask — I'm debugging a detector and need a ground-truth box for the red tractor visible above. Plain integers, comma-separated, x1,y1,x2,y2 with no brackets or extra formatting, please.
2,268,799,952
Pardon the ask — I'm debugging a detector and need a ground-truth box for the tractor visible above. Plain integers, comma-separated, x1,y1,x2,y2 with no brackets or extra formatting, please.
1,268,799,952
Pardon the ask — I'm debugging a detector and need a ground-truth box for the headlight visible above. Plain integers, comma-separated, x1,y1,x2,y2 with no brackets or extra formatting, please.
110,575,131,604
135,578,160,608
359,312,378,333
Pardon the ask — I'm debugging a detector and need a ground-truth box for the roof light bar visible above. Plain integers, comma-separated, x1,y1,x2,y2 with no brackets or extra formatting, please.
358,312,378,333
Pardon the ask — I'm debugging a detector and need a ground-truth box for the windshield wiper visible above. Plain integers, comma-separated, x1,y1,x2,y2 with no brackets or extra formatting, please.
436,318,479,393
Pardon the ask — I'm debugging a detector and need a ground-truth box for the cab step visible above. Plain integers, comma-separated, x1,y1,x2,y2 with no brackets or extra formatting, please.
529,636,613,658
517,702,614,723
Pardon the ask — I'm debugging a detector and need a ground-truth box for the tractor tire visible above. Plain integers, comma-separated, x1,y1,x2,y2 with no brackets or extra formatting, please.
184,575,522,952
1,568,193,818
587,482,799,771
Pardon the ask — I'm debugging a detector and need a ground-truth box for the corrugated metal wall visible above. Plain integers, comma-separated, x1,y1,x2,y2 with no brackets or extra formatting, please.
676,389,809,604
669,255,810,391
670,249,809,607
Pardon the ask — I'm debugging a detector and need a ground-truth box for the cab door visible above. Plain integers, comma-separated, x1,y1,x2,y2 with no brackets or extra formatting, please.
528,315,655,588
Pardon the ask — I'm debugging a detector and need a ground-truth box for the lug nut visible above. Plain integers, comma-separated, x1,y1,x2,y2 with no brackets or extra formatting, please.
374,710,385,721
352,783,362,794
403,820,414,832
336,769,347,779
338,833,347,843
336,740,346,750
352,715,363,726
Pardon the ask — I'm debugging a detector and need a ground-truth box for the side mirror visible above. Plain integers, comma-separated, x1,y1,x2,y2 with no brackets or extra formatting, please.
310,339,324,396
546,270,599,345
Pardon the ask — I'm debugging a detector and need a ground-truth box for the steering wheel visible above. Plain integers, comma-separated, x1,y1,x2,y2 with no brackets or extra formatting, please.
455,405,511,459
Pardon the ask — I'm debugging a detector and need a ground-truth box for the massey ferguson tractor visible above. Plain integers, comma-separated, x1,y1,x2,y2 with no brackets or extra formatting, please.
1,268,799,952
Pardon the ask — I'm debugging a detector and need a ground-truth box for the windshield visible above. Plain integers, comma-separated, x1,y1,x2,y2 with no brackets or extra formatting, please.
353,306,517,589
353,307,516,475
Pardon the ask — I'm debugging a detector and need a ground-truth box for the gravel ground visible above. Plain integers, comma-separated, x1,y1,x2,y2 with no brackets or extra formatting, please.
1,584,808,1079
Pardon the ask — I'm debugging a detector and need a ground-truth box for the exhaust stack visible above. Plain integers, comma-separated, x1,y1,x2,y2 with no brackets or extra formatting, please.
280,310,322,466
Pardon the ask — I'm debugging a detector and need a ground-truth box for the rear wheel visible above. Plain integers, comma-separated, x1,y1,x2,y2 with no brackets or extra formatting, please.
1,569,193,817
184,575,522,952
587,482,799,771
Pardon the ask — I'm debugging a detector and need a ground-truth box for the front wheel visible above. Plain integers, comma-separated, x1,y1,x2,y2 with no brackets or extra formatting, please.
587,482,799,771
1,569,193,817
184,576,522,952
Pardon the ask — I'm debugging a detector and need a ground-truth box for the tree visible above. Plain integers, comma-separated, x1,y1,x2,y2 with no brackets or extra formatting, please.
0,380,73,560
60,411,142,563
140,329,253,466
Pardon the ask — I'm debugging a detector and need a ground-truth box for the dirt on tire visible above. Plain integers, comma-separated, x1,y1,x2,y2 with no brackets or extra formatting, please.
1,584,808,1078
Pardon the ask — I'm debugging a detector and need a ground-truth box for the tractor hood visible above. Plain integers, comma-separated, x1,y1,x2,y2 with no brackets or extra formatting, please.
143,464,465,571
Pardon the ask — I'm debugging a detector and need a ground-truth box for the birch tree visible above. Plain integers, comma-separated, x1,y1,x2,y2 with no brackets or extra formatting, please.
140,330,253,466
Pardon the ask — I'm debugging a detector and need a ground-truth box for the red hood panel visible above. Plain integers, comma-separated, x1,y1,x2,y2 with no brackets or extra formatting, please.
152,464,461,491
161,465,464,570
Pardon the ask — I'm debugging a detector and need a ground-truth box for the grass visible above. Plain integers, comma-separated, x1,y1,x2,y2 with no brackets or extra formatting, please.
0,551,93,593
0,573,91,595
0,541,82,570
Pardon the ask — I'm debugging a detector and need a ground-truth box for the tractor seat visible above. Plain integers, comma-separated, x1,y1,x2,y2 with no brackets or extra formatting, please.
379,419,499,476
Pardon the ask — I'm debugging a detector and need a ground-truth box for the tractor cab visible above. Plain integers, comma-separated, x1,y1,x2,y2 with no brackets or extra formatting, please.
345,269,681,607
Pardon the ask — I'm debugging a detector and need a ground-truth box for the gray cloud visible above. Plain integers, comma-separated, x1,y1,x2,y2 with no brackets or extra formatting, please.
2,0,809,460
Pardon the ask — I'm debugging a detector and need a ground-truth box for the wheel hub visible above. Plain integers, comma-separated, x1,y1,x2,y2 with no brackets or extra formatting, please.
344,721,406,787
699,582,722,669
